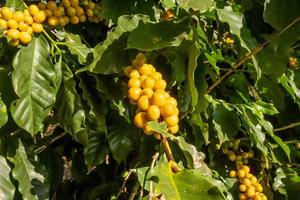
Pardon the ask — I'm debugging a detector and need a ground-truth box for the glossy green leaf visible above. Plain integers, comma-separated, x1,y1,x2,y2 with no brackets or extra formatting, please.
65,33,92,65
6,0,26,10
0,98,7,128
56,63,87,145
279,70,300,107
78,15,150,74
177,0,214,12
8,140,46,200
0,156,15,200
11,35,61,135
84,131,109,172
149,162,225,200
127,19,190,51
147,121,170,137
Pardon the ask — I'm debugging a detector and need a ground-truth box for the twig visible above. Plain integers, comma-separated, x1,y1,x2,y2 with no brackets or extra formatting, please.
274,121,300,132
148,152,159,200
35,131,67,153
129,182,140,200
161,137,181,173
206,17,300,94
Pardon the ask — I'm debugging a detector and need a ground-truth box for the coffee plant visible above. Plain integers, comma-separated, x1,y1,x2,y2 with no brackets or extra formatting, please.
0,0,299,199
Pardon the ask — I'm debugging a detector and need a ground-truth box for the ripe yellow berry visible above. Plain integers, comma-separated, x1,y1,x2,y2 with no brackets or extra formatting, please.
53,9,63,17
34,11,46,23
134,112,148,128
44,9,53,17
168,124,179,134
9,39,19,47
151,72,162,80
166,97,177,106
241,165,250,174
128,78,141,88
245,186,256,198
144,124,154,135
164,115,179,126
19,32,32,44
75,6,85,16
153,132,161,140
7,19,18,29
128,87,142,101
124,66,133,76
48,16,59,26
31,23,44,33
239,194,247,200
29,5,40,16
228,152,236,161
142,77,155,89
154,79,167,90
237,170,246,178
250,176,257,184
18,21,29,32
239,184,247,192
241,152,249,159
142,88,154,98
62,0,71,7
151,92,166,107
139,64,155,75
88,2,96,9
79,14,87,23
147,105,160,121
243,178,251,187
6,29,20,40
0,19,8,30
229,170,236,178
27,27,33,34
71,0,80,7
1,7,13,20
86,9,94,17
129,69,140,78
161,103,178,117
254,183,263,193
70,16,79,24
67,7,76,17
13,11,24,22
137,95,150,111
47,1,58,10
37,2,47,10
24,15,34,25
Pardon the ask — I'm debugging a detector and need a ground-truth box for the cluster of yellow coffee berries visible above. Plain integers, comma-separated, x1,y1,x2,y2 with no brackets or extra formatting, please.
221,140,267,200
288,57,298,70
0,5,45,45
124,53,180,140
221,140,254,168
37,0,102,27
229,165,267,200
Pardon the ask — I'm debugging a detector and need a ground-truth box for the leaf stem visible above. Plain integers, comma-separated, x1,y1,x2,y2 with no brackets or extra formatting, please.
161,137,180,173
274,121,300,132
35,131,67,153
206,17,300,94
148,152,159,200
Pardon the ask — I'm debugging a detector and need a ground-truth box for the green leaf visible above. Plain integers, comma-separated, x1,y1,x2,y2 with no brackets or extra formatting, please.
0,98,7,128
84,131,109,172
6,0,26,10
149,162,225,200
177,0,214,13
11,35,61,135
127,19,190,51
102,0,156,24
161,0,177,10
212,104,240,143
56,63,87,145
8,140,46,200
147,121,170,137
65,33,92,65
78,15,150,74
279,70,300,107
0,156,15,200
107,119,140,163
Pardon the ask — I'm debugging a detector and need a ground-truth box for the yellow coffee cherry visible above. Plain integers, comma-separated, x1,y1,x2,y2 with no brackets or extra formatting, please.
151,72,162,80
139,64,155,75
229,170,236,178
13,11,24,22
124,66,133,76
58,6,65,14
1,7,13,20
144,124,154,135
31,23,43,33
250,176,258,184
7,19,18,29
239,194,247,200
142,77,155,89
137,95,150,111
161,103,178,117
254,183,263,193
245,173,253,179
129,69,140,78
237,169,246,178
228,152,236,161
239,184,247,192
142,88,154,98
128,87,142,101
67,7,76,17
0,19,8,30
86,8,94,17
71,0,80,7
241,165,250,174
37,2,47,10
44,9,53,17
168,124,179,134
47,1,58,10
34,11,46,23
147,105,160,121
19,31,32,44
27,26,33,34
88,2,96,9
243,178,251,187
245,186,256,198
154,79,167,90
153,132,161,140
79,15,87,23
48,16,59,26
70,16,79,24
29,5,40,16
75,6,85,16
166,97,177,106
24,15,34,25
151,92,166,107
6,29,20,40
62,16,70,25
139,74,148,82
134,112,148,128
128,78,141,88
18,21,29,32
62,0,71,7
9,39,19,47
53,9,63,17
164,115,178,126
